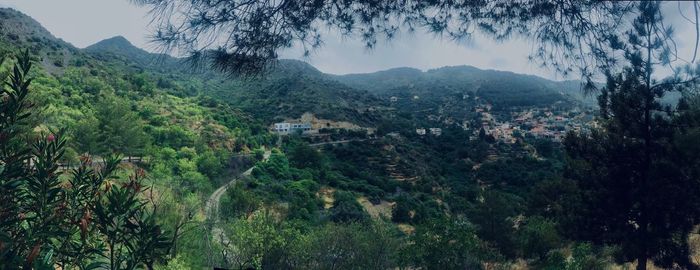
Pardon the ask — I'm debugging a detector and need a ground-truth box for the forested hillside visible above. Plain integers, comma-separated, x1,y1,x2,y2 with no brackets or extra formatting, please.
4,2,700,270
83,31,595,128
83,37,387,127
334,65,594,108
0,7,610,269
0,8,276,268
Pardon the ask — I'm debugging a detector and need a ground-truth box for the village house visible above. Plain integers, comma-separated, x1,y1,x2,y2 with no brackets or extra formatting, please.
416,128,427,135
273,123,290,133
461,121,471,131
273,122,312,134
429,128,442,136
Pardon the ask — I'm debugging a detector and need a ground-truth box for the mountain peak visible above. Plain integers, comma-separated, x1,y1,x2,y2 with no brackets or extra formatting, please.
84,35,171,66
275,59,322,75
99,35,131,45
86,35,139,52
0,8,71,48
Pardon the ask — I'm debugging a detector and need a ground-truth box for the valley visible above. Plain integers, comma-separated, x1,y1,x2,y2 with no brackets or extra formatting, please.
0,7,594,268
2,3,699,270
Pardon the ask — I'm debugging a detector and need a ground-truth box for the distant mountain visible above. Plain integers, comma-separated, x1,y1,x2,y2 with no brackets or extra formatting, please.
3,6,591,128
334,65,595,109
84,36,385,125
0,8,82,72
0,8,73,50
83,32,595,112
205,59,387,125
554,80,599,107
85,36,152,61
85,35,182,72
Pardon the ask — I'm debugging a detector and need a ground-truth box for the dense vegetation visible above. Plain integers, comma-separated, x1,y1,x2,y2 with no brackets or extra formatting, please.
0,50,172,269
4,2,700,269
0,8,272,268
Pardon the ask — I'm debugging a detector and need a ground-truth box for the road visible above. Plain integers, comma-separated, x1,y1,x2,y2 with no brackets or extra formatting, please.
307,138,369,147
205,149,271,266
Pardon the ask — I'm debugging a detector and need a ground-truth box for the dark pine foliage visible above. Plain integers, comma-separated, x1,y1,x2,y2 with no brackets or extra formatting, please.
563,3,700,269
133,0,631,78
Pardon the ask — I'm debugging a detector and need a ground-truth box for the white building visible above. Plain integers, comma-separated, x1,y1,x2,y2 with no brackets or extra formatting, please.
274,123,291,133
390,96,398,102
273,122,312,134
416,128,426,135
429,128,442,136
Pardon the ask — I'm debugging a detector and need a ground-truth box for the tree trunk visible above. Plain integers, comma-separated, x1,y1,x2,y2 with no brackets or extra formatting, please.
635,23,653,270
637,254,647,270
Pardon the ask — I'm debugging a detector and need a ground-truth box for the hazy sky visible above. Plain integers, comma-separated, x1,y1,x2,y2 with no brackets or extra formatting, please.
1,1,698,80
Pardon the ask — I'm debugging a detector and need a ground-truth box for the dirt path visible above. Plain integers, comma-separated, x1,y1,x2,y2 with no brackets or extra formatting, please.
205,149,271,266
308,138,370,147
205,150,271,220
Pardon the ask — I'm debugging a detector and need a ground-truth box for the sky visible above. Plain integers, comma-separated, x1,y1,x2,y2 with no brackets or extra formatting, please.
0,0,698,80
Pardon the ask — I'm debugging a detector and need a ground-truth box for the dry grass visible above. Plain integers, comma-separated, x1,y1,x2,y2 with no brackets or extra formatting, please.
357,196,394,219
317,186,335,209
397,224,415,235
691,230,700,265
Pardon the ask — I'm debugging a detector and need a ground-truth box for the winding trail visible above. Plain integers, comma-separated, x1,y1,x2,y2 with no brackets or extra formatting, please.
307,138,373,147
205,149,271,267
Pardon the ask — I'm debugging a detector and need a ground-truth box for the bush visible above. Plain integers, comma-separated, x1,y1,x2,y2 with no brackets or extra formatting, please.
329,191,369,223
197,150,224,178
181,171,211,192
517,216,561,261
220,182,259,219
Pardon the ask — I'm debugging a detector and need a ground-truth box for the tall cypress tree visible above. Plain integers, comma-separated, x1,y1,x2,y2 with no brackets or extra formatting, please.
564,2,700,269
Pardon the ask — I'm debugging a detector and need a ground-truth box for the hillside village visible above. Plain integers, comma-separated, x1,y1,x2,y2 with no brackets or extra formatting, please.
470,103,596,143
273,98,596,151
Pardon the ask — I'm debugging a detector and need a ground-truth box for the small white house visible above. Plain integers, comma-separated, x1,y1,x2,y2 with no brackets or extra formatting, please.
416,128,426,135
274,123,291,133
390,96,398,102
429,128,442,136
273,122,311,134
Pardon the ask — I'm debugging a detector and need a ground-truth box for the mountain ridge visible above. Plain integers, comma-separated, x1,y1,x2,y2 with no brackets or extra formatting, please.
0,7,594,128
82,35,590,94
82,34,596,119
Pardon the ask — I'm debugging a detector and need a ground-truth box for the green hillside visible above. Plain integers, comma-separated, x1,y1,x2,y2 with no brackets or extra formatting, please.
205,60,388,125
82,32,595,129
0,7,623,270
0,8,85,73
0,8,278,267
83,35,387,126
334,64,594,109
85,35,185,73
